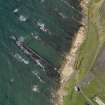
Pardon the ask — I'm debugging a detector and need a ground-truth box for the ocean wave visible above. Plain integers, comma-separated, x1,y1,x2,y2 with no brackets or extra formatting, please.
14,53,29,64
34,59,46,72
32,71,45,83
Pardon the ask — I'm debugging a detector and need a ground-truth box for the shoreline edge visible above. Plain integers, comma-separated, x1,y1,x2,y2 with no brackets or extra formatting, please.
54,0,90,105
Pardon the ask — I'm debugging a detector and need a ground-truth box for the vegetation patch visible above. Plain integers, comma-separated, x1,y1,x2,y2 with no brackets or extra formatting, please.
63,0,105,105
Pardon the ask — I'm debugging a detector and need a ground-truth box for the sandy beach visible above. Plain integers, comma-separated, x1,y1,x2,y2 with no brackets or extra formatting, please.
55,0,89,105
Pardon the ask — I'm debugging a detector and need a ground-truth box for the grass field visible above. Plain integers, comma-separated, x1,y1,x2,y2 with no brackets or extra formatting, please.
63,0,105,105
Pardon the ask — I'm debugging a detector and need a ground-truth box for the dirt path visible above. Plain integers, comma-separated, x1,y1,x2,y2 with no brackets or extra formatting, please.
55,0,89,105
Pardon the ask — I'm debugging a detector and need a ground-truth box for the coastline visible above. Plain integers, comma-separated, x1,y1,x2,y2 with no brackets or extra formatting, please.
54,0,89,105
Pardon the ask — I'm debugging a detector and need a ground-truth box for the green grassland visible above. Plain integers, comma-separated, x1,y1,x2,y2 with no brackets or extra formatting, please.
64,0,105,105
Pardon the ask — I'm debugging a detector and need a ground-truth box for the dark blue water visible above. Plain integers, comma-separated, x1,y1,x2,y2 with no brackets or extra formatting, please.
0,0,82,105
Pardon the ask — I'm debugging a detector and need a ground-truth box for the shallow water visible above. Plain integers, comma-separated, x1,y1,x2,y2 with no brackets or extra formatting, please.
0,0,82,105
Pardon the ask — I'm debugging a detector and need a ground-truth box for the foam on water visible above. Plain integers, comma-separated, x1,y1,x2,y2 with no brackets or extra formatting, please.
19,15,27,22
32,85,40,93
31,33,41,41
37,21,48,32
14,53,29,64
32,71,45,83
13,8,19,13
41,0,45,3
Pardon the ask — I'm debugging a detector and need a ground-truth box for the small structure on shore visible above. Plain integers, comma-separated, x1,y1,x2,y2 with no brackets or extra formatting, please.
74,85,80,92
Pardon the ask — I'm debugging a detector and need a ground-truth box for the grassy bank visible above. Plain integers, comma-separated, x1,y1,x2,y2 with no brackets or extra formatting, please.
63,0,105,105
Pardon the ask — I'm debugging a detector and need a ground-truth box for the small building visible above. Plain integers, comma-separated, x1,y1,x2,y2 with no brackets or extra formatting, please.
74,86,80,92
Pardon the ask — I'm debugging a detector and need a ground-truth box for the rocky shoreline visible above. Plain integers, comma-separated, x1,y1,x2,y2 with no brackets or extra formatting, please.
53,0,89,105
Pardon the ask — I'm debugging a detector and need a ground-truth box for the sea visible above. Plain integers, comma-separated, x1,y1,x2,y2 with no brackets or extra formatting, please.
0,0,82,105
